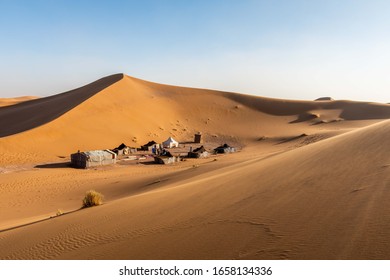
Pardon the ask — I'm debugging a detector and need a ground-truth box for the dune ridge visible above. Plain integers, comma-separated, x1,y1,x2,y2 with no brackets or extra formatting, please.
0,73,123,137
0,96,39,107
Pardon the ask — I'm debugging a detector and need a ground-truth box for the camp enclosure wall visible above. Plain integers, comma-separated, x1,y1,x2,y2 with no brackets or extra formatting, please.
71,150,117,168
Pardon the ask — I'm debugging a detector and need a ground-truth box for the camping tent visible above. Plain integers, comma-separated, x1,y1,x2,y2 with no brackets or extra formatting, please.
111,143,136,155
214,144,236,154
162,137,179,148
141,140,159,151
188,146,209,158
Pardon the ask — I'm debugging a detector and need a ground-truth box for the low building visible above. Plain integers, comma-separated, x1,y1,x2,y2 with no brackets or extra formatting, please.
71,150,117,168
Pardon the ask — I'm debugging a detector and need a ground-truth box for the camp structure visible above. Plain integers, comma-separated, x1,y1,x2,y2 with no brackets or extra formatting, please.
162,137,179,148
111,143,136,156
188,146,209,158
71,150,117,169
194,132,202,143
154,156,179,164
154,149,179,164
141,140,160,151
214,143,236,154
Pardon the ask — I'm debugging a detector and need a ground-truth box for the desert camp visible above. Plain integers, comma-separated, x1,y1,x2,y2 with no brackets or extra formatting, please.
1,72,389,262
2,3,390,279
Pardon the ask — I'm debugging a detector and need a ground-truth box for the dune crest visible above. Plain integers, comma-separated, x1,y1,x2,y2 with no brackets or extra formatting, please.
0,74,123,137
0,96,39,107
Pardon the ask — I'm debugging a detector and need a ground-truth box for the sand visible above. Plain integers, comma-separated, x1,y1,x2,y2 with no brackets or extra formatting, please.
0,74,389,259
0,96,38,107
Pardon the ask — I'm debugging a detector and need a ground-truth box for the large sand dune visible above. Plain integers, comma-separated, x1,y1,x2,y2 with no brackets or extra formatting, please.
0,74,389,259
0,74,389,165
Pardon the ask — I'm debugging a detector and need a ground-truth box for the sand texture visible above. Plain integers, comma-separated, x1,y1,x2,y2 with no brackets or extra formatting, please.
0,74,389,259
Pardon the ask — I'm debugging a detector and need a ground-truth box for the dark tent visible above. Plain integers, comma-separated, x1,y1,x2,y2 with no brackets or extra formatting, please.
111,143,136,155
214,143,236,154
113,143,127,150
141,141,158,151
188,146,209,158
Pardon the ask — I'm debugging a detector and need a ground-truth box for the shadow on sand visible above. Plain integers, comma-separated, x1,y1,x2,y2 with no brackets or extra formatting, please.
276,134,308,144
0,209,80,234
138,161,158,165
35,162,71,169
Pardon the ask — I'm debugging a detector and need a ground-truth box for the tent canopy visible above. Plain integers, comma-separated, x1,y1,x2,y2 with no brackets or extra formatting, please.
162,137,179,148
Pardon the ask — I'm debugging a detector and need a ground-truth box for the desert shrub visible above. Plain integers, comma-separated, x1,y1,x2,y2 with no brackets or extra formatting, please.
82,190,104,208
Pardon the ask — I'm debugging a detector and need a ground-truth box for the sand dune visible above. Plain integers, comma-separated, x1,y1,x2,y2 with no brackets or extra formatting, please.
0,74,389,259
0,74,122,137
0,74,389,165
0,96,39,107
0,120,388,259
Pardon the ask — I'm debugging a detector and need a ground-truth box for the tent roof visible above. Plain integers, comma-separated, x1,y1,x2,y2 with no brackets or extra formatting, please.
142,140,157,147
81,150,116,161
163,137,178,143
113,143,127,150
193,146,206,153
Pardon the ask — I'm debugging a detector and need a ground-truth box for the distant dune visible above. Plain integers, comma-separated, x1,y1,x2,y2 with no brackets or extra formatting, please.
0,96,39,107
0,74,389,260
0,74,122,137
315,97,334,101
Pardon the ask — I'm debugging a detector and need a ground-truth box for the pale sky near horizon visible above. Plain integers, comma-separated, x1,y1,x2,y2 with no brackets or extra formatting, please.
0,0,389,103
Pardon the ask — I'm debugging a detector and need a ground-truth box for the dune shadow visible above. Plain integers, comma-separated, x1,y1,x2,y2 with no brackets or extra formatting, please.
277,134,308,144
35,162,71,169
0,208,79,234
180,141,196,144
0,73,123,138
289,112,319,124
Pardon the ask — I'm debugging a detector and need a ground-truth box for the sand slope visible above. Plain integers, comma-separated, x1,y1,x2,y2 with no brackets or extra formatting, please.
0,74,122,137
0,120,388,259
0,74,389,164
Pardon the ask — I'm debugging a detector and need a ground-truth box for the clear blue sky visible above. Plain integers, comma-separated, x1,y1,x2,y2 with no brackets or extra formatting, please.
0,0,389,102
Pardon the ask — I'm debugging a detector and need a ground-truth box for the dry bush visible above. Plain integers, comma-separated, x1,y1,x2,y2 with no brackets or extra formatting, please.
82,190,104,208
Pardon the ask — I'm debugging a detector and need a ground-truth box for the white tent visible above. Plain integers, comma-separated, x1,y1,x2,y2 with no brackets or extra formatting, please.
162,137,179,148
